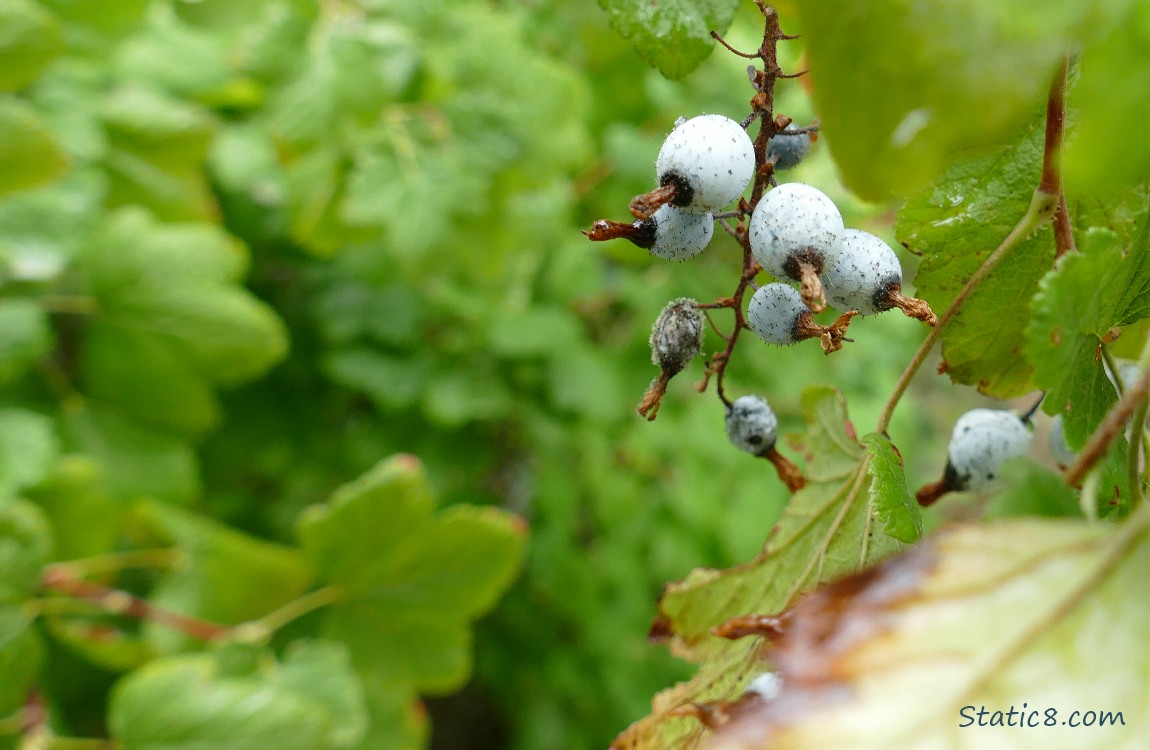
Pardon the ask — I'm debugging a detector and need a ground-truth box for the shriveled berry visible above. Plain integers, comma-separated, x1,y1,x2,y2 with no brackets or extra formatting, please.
649,297,704,374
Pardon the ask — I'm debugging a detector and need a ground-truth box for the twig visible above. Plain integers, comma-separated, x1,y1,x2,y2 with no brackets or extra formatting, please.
40,566,232,642
1041,57,1075,258
1063,364,1150,488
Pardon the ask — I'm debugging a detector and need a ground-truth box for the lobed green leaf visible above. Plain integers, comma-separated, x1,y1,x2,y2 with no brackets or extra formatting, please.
297,455,526,693
109,639,367,750
896,117,1049,397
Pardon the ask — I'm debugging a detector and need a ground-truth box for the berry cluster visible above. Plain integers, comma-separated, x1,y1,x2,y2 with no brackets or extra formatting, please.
746,182,937,353
580,13,942,495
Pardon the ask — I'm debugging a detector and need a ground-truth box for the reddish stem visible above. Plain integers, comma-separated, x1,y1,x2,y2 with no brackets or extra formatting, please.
41,566,232,642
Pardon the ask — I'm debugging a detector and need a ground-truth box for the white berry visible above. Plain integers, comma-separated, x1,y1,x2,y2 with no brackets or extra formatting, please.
749,182,843,281
746,672,783,700
946,408,1032,492
822,229,903,315
656,114,755,214
747,283,805,346
726,395,778,455
646,204,713,260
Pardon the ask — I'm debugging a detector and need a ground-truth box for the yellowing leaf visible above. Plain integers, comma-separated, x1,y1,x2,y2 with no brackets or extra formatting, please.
705,512,1149,750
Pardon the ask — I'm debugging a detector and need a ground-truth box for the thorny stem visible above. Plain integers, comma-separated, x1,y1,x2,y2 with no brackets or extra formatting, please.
695,3,799,406
1065,378,1150,493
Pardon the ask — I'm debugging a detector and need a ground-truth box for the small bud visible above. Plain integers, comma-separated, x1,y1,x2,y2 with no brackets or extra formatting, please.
650,297,704,375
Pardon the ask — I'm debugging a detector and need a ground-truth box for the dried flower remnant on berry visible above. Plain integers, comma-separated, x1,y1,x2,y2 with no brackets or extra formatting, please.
655,114,755,213
584,205,713,261
822,229,936,325
749,182,844,312
747,283,855,354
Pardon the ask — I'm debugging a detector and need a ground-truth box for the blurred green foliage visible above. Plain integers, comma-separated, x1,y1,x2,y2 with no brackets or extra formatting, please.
1,1,1146,749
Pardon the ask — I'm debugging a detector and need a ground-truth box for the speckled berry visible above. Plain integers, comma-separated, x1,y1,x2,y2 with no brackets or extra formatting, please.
945,408,1032,492
747,282,805,346
656,114,755,214
726,395,778,455
821,229,937,324
822,229,903,314
749,183,843,311
747,282,856,354
766,124,811,171
646,204,714,260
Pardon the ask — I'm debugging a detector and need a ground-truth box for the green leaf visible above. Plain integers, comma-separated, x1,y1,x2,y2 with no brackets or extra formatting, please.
0,96,69,199
83,209,289,389
0,407,58,499
0,604,42,717
656,386,916,649
113,12,232,97
109,639,367,750
795,1,1078,200
322,348,431,412
984,461,1080,518
0,0,63,92
0,500,51,603
706,513,1149,750
896,117,1050,397
597,0,739,80
37,0,148,40
297,455,526,692
24,455,122,560
66,405,200,504
1026,227,1150,447
136,502,313,653
615,386,920,749
0,298,53,383
83,322,222,435
99,86,217,220
1065,3,1150,197
861,433,922,544
353,683,427,750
